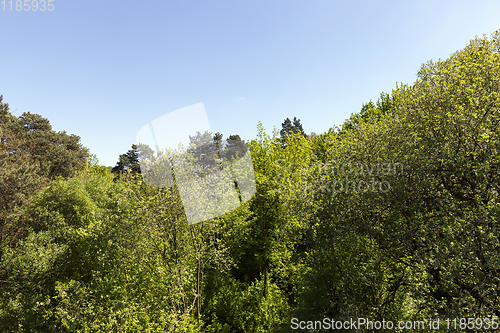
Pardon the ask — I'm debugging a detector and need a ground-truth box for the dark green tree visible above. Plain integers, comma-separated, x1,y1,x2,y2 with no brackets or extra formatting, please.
1,96,88,266
0,97,89,179
280,117,306,143
185,131,221,173
186,131,247,173
222,134,248,162
111,144,142,174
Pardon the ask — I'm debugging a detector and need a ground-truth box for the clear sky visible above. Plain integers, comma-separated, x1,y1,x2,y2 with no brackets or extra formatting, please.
1,0,499,167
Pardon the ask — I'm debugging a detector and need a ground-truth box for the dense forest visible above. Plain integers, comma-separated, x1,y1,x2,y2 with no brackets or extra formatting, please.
1,30,499,332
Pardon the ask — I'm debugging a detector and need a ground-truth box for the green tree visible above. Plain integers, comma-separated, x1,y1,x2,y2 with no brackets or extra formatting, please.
280,117,306,142
249,123,311,308
294,29,500,327
222,134,248,162
0,108,88,179
111,144,142,174
0,161,131,331
1,96,88,295
339,91,394,134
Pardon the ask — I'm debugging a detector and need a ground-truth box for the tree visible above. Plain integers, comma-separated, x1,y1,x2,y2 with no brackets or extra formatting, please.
247,123,312,307
294,29,500,325
0,161,208,331
183,131,222,174
0,97,89,179
338,91,395,134
0,98,46,214
183,131,248,175
1,97,88,286
222,134,248,162
111,144,142,174
280,117,306,142
0,162,132,331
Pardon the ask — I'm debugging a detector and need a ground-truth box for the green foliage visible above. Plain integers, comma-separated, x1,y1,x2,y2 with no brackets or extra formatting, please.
204,276,289,333
0,157,44,216
337,91,398,135
0,97,47,215
280,117,306,143
1,97,89,323
112,144,142,174
293,29,500,327
247,123,313,307
0,102,89,179
0,162,130,331
2,29,500,332
386,31,500,318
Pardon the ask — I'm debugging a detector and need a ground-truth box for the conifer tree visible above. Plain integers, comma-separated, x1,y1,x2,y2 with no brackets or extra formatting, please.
280,117,306,142
111,144,142,174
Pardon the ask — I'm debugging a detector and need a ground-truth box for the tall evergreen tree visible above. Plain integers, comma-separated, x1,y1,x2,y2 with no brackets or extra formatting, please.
280,117,306,142
111,144,142,174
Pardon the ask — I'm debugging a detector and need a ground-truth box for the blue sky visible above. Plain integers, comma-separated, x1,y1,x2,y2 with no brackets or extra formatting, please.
1,0,499,166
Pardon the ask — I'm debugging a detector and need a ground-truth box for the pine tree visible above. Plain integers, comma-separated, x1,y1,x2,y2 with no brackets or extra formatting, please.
280,117,305,139
223,134,247,161
112,144,142,174
1,96,89,179
280,117,306,145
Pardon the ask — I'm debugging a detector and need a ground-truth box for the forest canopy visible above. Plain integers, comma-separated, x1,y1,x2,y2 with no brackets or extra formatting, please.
0,30,499,332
